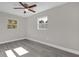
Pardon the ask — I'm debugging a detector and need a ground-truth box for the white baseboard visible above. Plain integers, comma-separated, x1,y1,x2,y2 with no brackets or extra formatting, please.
26,37,79,55
0,37,26,45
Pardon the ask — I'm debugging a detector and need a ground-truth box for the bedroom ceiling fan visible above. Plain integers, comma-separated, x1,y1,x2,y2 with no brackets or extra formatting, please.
14,2,37,13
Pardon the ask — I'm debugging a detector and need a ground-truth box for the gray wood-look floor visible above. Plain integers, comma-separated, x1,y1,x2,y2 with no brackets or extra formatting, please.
0,39,78,57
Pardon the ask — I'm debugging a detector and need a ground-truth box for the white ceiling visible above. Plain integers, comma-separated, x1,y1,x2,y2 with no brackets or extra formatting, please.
0,2,67,17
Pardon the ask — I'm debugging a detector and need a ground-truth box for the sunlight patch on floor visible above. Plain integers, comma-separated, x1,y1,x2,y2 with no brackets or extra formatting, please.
5,50,16,57
14,47,29,56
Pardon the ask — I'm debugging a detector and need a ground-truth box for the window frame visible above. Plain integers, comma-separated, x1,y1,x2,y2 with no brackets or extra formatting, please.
37,16,48,30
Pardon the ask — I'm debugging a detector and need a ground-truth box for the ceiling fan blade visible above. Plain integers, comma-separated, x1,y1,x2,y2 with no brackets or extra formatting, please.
19,2,28,8
28,4,37,8
19,2,24,6
14,7,25,9
28,9,36,13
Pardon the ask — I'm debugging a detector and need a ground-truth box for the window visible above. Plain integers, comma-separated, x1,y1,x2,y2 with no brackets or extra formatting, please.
37,16,48,30
8,20,17,29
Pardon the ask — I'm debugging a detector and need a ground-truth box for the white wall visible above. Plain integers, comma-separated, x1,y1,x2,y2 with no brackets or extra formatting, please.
0,12,27,44
26,2,79,54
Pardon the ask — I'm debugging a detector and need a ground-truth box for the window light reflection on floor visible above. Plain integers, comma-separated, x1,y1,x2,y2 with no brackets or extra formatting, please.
5,50,16,57
14,47,29,56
